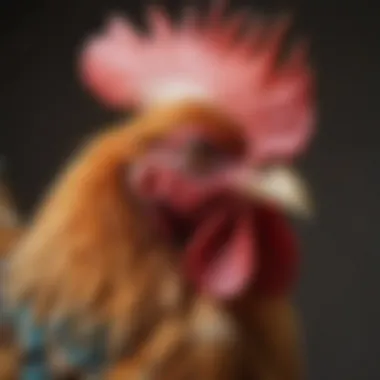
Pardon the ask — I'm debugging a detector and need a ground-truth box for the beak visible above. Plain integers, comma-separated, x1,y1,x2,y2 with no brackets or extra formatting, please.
234,166,314,219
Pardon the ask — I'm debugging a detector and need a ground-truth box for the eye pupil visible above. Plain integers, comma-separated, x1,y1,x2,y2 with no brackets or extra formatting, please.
193,140,216,158
186,138,225,175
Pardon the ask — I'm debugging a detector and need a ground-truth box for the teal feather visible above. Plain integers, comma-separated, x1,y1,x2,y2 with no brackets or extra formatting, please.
0,267,109,378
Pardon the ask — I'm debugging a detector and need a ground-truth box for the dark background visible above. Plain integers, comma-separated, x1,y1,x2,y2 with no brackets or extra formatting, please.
0,0,379,379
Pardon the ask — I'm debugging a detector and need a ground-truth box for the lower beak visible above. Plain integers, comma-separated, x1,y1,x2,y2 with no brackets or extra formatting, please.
234,166,314,219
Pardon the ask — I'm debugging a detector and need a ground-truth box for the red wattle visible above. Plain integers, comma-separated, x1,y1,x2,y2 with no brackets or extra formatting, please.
185,206,256,300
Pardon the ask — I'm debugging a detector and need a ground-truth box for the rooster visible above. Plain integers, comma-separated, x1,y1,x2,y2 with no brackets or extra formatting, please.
3,2,315,379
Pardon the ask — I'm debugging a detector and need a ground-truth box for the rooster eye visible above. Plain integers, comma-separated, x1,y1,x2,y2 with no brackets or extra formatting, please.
192,139,218,158
185,138,231,175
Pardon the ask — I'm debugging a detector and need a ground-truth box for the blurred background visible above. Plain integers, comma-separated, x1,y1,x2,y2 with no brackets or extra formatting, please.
0,0,379,379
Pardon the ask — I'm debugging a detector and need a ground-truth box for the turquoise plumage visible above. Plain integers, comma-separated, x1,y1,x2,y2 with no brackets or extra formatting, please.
3,303,108,378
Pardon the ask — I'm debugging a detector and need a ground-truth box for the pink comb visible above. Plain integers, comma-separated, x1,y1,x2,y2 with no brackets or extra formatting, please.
79,1,315,161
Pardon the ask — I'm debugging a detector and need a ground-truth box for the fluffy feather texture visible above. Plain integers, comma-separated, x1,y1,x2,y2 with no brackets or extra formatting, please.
5,104,246,378
7,102,240,325
80,0,314,162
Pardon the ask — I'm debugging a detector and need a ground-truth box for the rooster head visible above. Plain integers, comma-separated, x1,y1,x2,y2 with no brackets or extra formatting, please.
79,2,315,301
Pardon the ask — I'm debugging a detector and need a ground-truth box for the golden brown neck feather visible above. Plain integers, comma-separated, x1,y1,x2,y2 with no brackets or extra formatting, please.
6,101,242,351
7,116,165,325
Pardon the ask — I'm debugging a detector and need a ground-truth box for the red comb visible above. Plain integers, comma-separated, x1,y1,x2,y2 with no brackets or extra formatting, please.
79,1,315,161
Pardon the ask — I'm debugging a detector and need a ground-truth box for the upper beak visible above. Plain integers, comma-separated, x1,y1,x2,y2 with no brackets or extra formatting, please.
234,166,314,219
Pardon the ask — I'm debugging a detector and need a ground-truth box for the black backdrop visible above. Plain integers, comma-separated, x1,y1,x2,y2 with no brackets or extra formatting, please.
1,1,379,379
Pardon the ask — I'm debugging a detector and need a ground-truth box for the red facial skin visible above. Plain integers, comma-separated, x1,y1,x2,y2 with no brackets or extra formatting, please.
129,126,298,300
